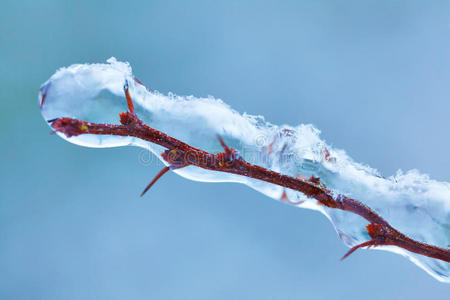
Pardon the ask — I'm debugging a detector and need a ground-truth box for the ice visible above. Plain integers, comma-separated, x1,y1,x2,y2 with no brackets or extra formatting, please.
39,58,450,282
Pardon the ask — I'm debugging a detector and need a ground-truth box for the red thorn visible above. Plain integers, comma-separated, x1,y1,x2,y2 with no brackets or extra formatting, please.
40,82,51,108
124,81,135,115
280,190,288,202
141,166,171,197
134,77,144,86
280,189,305,205
40,88,47,108
216,135,238,164
341,240,375,261
264,140,276,155
217,135,231,154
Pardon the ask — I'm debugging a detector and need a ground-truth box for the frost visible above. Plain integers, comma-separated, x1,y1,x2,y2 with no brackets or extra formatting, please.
39,58,450,282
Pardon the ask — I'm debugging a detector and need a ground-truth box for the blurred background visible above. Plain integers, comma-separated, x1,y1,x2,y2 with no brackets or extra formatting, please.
1,0,450,299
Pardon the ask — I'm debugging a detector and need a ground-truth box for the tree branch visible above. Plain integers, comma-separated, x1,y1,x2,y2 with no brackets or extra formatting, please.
49,85,450,263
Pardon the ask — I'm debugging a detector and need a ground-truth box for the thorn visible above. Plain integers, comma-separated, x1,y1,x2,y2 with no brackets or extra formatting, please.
217,135,231,154
134,77,144,86
340,240,375,261
309,175,321,185
123,80,135,115
47,118,58,124
40,82,51,108
280,190,304,205
140,166,171,197
40,91,47,108
280,190,288,201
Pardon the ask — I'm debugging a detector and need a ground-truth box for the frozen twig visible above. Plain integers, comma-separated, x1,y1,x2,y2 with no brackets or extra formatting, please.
39,58,450,281
50,84,450,264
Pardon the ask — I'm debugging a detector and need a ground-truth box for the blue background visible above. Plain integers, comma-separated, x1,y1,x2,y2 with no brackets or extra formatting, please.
1,1,449,299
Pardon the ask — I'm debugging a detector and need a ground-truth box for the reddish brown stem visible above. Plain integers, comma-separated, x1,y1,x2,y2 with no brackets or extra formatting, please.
49,89,450,264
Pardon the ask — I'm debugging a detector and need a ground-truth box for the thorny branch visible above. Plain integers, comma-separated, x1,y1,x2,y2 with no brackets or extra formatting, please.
50,82,450,263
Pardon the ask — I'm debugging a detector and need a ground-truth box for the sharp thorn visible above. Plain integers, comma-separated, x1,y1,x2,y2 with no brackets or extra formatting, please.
217,135,231,153
340,240,375,261
124,80,135,115
140,166,171,197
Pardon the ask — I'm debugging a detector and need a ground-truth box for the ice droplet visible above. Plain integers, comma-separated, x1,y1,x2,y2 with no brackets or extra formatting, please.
39,58,450,282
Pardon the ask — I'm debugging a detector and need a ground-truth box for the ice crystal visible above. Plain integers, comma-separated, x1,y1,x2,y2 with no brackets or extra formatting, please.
39,58,450,282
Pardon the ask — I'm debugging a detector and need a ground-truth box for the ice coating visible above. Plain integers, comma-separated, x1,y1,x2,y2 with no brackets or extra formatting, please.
39,58,450,282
